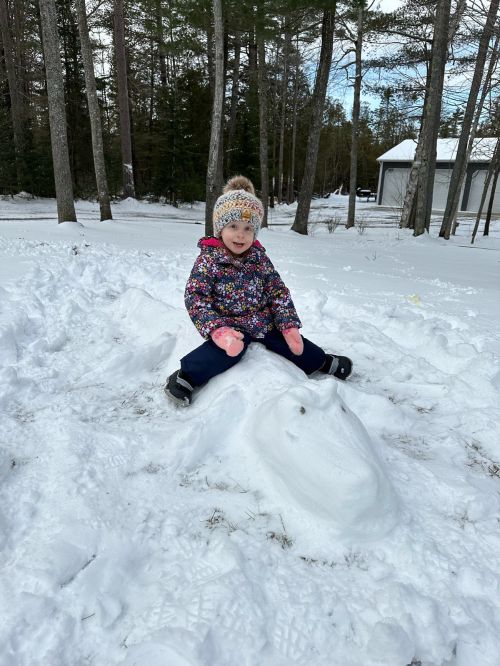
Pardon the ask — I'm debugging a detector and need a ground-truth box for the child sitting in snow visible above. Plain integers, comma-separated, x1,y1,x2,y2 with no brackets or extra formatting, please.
165,175,352,406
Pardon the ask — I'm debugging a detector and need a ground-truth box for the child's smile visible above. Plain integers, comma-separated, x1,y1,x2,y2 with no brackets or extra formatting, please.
221,220,254,255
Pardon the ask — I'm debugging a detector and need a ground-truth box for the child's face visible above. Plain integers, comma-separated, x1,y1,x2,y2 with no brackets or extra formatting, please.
220,220,254,255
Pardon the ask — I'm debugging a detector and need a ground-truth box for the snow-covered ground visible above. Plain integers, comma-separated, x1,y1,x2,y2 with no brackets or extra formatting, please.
0,194,499,666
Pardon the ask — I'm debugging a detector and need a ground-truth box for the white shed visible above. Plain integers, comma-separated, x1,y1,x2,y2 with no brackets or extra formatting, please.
376,138,499,213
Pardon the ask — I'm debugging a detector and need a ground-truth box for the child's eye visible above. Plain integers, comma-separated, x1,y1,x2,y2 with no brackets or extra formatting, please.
230,224,238,229
244,225,251,232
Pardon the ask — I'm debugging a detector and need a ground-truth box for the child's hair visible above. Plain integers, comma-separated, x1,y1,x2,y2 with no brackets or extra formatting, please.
223,175,255,196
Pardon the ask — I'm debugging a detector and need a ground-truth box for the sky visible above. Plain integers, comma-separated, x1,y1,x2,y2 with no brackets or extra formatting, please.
378,0,402,11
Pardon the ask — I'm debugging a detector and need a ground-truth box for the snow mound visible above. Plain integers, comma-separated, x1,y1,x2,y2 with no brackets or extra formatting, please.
110,287,184,343
56,220,86,234
254,381,398,539
116,197,143,209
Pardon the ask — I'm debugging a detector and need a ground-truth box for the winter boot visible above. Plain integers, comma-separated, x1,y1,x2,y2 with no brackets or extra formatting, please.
322,353,352,380
164,369,194,406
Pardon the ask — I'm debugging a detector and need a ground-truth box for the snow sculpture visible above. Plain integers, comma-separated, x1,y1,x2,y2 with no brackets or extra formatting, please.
254,382,398,539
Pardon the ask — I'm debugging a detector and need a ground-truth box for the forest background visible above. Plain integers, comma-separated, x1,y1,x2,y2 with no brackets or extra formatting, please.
0,0,498,235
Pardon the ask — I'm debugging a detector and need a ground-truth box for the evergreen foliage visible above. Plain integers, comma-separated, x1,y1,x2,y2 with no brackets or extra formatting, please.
0,0,497,222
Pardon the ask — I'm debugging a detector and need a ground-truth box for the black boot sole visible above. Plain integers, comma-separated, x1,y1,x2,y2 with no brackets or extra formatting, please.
164,385,191,407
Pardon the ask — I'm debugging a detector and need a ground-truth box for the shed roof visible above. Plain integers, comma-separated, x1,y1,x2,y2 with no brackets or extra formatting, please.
377,137,498,163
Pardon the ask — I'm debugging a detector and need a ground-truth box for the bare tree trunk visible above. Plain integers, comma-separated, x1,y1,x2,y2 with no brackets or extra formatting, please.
484,164,500,236
440,0,499,238
451,30,500,234
113,0,136,199
206,10,214,98
0,0,26,191
400,0,450,234
13,0,26,79
346,2,364,229
226,31,241,172
471,138,500,243
449,0,466,39
413,0,451,236
292,9,335,234
38,0,77,223
287,34,299,204
400,78,431,230
13,0,29,150
277,19,290,204
205,0,224,235
168,13,180,204
399,141,420,229
217,29,227,195
155,0,167,87
269,66,276,210
257,34,269,228
74,0,112,221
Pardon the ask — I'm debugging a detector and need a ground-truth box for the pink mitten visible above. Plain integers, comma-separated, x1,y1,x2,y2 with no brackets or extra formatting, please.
282,327,304,355
211,327,244,357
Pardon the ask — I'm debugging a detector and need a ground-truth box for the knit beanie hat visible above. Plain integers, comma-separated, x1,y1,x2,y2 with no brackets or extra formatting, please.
213,176,264,238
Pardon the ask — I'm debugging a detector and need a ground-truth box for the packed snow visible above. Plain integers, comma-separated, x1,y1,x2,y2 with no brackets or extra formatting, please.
0,194,499,666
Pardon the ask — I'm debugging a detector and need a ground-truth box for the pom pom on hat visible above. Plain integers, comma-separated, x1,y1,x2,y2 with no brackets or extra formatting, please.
213,175,264,238
223,175,255,195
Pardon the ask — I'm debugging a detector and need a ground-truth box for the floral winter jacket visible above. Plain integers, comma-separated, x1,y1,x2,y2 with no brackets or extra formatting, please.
185,237,302,339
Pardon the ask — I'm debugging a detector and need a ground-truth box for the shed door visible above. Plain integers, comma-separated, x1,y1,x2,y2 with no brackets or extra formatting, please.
382,168,409,207
432,169,451,210
466,168,500,214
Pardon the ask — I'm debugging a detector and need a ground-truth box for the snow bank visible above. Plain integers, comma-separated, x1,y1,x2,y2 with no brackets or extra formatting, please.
1,197,499,666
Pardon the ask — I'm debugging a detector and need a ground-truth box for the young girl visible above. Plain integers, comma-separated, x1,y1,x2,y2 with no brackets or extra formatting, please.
165,176,352,406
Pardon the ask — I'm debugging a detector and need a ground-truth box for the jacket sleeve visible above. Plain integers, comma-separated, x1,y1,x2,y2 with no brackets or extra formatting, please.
263,255,302,331
184,253,227,338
